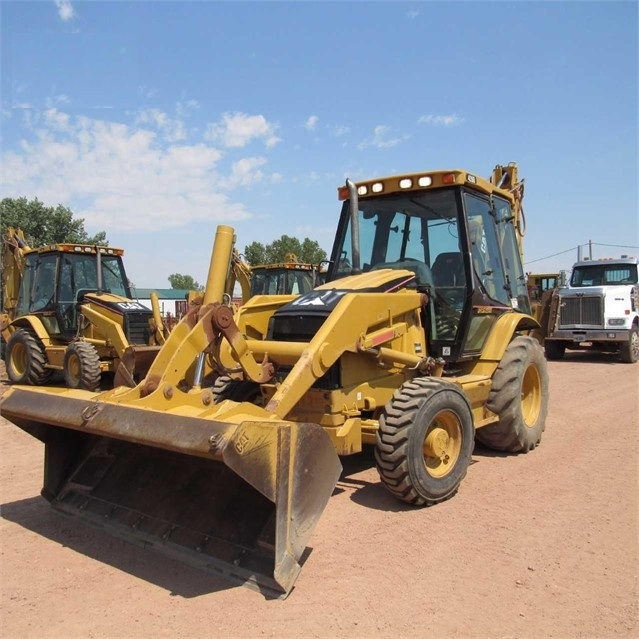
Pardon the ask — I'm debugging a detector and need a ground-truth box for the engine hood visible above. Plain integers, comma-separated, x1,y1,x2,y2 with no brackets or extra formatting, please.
82,292,152,315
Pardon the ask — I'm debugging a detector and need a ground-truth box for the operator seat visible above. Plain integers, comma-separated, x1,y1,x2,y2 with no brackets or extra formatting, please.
432,252,465,287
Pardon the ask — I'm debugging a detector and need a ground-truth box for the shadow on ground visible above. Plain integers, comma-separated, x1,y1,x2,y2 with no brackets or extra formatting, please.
0,494,304,600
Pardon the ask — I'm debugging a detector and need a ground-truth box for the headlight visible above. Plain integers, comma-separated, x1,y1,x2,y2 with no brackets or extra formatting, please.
608,318,626,326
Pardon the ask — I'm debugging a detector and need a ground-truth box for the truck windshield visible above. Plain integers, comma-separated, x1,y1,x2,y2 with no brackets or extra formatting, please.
571,264,638,287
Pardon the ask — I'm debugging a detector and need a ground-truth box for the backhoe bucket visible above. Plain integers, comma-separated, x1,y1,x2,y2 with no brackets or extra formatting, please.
0,386,342,598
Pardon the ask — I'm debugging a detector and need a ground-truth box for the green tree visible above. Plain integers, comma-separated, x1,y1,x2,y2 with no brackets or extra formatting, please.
0,197,107,246
168,273,203,290
244,241,267,266
244,235,327,266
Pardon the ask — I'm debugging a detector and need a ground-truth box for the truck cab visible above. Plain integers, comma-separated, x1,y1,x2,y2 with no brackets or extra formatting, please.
542,256,639,363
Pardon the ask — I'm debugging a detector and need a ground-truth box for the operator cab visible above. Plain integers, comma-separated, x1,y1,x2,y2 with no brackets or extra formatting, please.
15,246,132,338
327,170,531,363
250,265,316,297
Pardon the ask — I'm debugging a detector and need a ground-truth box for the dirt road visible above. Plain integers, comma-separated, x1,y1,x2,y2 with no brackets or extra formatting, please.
1,354,638,639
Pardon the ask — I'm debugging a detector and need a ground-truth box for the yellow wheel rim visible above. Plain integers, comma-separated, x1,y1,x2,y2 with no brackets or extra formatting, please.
66,353,81,385
521,364,542,427
11,343,27,377
422,410,463,478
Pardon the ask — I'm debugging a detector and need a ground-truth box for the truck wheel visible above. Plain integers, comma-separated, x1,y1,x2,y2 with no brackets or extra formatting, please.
476,335,549,453
544,340,565,360
375,377,474,506
63,341,101,391
620,326,638,364
5,328,52,385
211,375,263,404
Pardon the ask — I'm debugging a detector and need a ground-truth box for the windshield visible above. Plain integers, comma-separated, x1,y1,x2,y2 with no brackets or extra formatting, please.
330,188,467,343
250,267,315,296
571,264,638,287
331,188,462,282
58,253,132,299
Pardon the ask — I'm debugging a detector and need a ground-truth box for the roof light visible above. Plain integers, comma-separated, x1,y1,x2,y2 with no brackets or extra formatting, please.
418,176,432,187
371,182,384,193
357,185,368,196
74,246,82,252
337,185,349,200
442,173,456,184
399,178,413,189
467,174,477,184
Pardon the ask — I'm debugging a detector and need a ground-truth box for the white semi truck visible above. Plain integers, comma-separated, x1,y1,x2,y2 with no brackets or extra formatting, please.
542,255,639,363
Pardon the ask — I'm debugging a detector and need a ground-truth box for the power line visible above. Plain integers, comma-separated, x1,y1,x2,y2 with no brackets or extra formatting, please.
591,242,639,250
524,246,578,265
525,241,639,266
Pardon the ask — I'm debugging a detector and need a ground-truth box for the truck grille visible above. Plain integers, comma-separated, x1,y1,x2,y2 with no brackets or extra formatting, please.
559,295,603,329
124,311,152,344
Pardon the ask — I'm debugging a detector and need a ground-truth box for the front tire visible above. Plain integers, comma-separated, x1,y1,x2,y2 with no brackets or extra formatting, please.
620,326,638,364
476,335,549,453
375,377,474,506
544,340,565,360
64,341,101,391
5,328,52,385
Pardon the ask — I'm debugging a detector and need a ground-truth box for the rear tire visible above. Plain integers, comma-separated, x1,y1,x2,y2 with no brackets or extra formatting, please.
5,328,52,385
375,377,474,506
64,341,101,391
620,326,638,364
544,340,565,360
476,335,549,453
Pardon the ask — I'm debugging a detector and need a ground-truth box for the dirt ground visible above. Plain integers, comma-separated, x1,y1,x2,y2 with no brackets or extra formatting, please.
1,354,638,639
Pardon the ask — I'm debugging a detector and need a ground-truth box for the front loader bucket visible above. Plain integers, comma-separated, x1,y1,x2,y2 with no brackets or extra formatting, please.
0,386,342,598
114,345,163,388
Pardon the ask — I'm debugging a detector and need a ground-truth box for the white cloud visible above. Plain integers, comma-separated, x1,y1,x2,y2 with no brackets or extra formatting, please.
329,125,350,138
54,0,76,22
205,112,281,149
418,114,464,127
45,93,71,108
305,115,319,131
218,157,268,189
407,8,420,19
358,125,407,150
135,108,187,142
0,109,274,232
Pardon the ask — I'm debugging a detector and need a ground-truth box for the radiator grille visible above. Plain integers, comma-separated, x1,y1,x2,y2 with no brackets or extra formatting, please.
124,311,152,344
559,295,603,328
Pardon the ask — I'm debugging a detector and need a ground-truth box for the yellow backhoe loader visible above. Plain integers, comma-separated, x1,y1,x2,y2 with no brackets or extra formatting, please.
0,162,549,598
1,229,168,390
224,250,324,305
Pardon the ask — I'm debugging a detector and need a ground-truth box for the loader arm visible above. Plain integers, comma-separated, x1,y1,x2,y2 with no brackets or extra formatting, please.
254,287,425,419
1,227,29,325
149,292,168,345
81,304,130,354
229,249,253,304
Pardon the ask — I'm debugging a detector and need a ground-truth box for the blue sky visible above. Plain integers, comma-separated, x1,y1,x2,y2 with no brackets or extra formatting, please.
1,0,637,288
